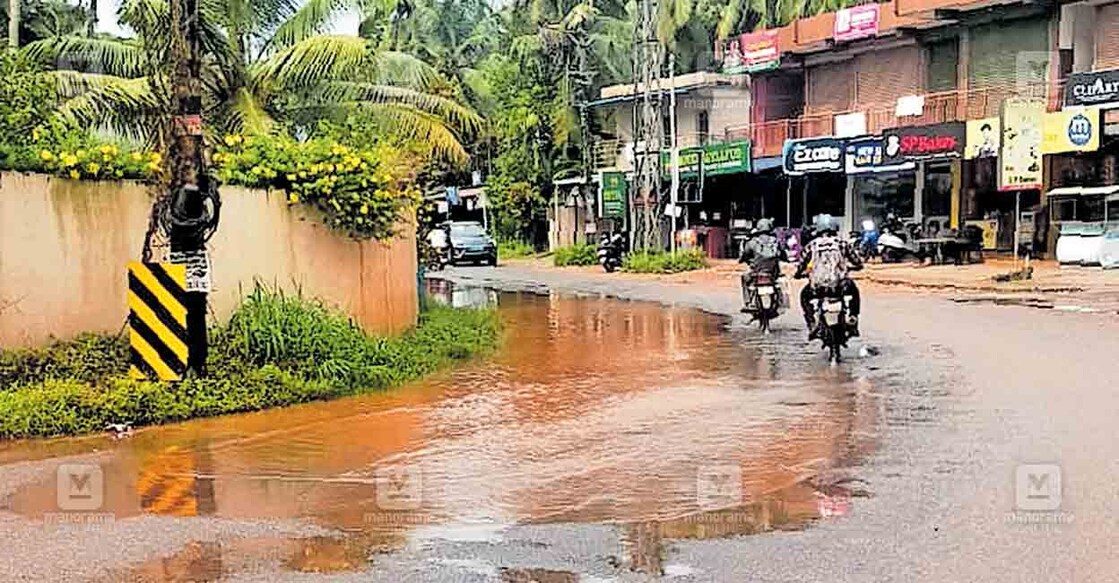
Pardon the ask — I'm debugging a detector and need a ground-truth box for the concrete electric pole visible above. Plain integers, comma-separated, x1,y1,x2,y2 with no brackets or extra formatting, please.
8,0,20,48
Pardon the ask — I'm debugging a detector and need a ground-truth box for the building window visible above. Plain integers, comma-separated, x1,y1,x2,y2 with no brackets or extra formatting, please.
923,162,953,221
698,110,710,145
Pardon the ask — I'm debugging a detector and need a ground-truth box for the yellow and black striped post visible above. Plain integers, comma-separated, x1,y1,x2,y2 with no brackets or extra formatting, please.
128,262,189,381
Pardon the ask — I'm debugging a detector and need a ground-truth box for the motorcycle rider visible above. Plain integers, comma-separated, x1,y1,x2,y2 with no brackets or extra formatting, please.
738,218,783,314
795,214,864,338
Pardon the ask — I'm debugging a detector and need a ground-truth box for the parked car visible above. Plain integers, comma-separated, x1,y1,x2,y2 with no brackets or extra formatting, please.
447,221,497,266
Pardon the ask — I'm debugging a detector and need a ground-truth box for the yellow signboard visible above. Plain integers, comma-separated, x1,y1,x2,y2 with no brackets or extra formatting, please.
1000,99,1044,192
965,117,1000,160
1041,107,1101,154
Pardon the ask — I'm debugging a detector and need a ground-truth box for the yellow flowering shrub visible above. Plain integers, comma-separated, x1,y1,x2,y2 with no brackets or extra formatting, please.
213,135,420,240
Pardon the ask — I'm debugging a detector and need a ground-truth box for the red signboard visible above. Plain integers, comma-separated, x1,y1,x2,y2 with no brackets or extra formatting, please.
834,4,880,42
883,122,967,163
740,30,780,72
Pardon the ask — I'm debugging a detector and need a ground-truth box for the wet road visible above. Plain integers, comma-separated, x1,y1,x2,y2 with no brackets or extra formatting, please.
0,287,876,582
1,265,1117,581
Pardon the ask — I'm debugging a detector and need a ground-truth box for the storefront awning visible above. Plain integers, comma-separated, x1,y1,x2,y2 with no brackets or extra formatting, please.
1047,185,1119,198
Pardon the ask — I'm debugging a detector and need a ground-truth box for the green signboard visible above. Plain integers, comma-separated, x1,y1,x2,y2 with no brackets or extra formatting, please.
661,140,751,179
599,171,627,219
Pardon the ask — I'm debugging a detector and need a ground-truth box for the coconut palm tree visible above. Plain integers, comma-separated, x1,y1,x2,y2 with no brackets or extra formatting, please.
21,0,481,162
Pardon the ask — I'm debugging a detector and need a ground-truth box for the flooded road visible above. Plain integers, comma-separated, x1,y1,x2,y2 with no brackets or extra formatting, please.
0,286,879,581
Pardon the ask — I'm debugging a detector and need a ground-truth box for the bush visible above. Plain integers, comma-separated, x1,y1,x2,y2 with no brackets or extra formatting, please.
0,286,501,439
623,249,708,274
498,239,535,260
553,243,598,267
213,135,420,240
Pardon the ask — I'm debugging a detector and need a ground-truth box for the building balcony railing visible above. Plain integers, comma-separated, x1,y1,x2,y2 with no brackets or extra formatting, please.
745,80,1068,159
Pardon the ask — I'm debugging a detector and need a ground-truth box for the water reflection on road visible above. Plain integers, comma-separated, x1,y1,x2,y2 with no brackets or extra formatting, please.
2,285,879,580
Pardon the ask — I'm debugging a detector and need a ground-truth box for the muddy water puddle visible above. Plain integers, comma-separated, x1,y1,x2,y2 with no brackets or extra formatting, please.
1,287,880,580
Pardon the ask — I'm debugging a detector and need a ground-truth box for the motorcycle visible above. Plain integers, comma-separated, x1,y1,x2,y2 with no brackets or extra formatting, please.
858,219,880,261
597,233,624,273
877,225,919,263
812,288,857,364
742,271,786,333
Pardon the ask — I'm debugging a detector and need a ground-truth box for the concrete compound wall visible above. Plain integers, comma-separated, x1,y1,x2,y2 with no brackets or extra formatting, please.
0,172,418,348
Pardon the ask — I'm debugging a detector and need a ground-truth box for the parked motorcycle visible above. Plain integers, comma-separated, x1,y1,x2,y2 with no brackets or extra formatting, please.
741,271,787,333
597,233,625,273
858,219,880,261
811,289,857,364
877,223,919,263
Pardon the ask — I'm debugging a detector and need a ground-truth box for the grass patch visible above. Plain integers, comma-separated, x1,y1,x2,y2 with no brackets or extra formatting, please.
623,249,708,274
553,243,598,267
0,286,500,439
498,239,535,260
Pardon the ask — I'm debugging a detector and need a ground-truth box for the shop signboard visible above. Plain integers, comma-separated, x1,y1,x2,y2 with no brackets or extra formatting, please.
599,171,627,219
1041,107,1100,154
782,137,845,174
834,111,867,138
740,30,780,72
845,136,916,174
882,122,966,163
834,4,879,43
965,117,1001,159
661,140,751,179
999,99,1044,191
1064,69,1119,108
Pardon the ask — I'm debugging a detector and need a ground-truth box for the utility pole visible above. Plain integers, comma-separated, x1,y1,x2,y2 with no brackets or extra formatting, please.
8,0,20,48
668,52,679,253
632,0,664,251
168,0,212,376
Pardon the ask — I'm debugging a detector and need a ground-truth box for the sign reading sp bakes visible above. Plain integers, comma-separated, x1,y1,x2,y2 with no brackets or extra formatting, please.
1064,69,1119,108
882,122,966,162
782,138,845,174
1041,108,1100,154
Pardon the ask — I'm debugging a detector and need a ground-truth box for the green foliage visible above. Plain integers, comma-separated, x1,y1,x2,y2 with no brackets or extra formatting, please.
0,51,56,168
553,243,598,266
498,239,536,259
213,134,420,239
623,249,708,273
0,286,501,439
0,333,129,388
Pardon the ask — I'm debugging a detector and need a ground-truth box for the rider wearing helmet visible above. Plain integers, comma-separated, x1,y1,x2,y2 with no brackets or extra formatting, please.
739,218,784,313
795,214,864,338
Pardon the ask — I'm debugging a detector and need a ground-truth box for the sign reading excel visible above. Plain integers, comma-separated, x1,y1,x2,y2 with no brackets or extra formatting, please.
661,140,751,179
599,171,627,219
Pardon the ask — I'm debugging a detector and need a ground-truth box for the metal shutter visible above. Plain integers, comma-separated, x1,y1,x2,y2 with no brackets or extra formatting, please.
855,45,924,106
806,61,855,114
968,18,1049,89
926,39,959,93
1096,4,1119,69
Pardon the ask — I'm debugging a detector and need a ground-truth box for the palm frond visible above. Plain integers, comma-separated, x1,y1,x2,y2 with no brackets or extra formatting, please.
318,81,481,133
357,102,470,164
268,0,355,52
22,36,149,79
54,76,165,139
229,86,276,135
255,35,372,89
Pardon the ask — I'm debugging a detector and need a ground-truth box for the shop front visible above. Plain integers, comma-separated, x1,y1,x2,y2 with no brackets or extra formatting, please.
782,137,847,228
1041,103,1115,262
661,140,752,258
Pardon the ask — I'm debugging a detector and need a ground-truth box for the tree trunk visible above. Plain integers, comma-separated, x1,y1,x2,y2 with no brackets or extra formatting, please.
8,0,20,49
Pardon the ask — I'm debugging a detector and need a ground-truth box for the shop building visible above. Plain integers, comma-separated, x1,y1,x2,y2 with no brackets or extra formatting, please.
589,72,757,257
